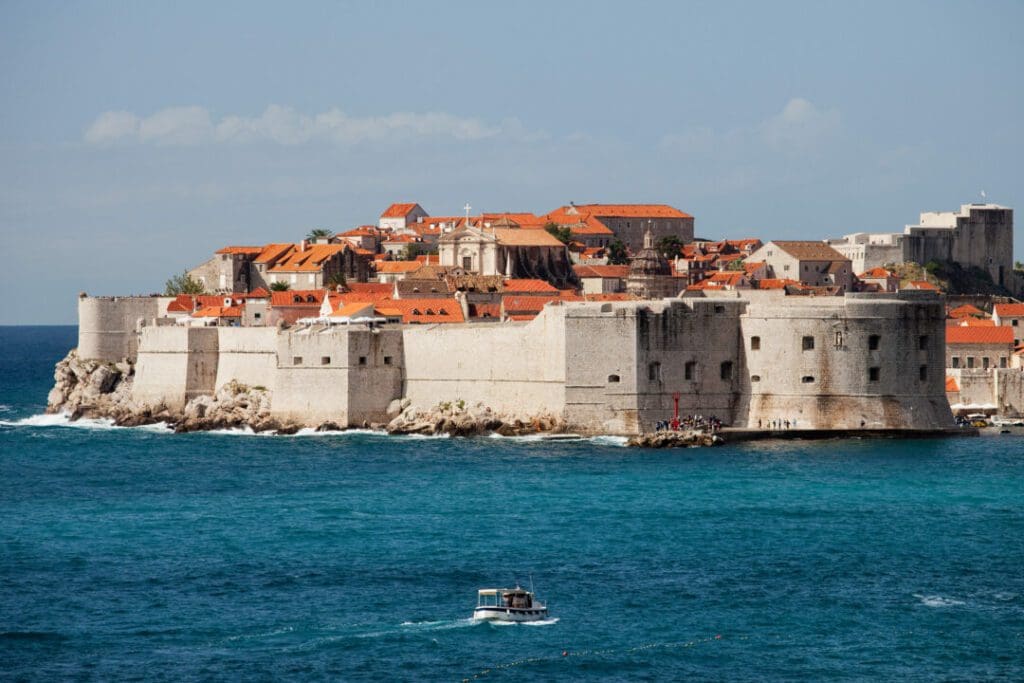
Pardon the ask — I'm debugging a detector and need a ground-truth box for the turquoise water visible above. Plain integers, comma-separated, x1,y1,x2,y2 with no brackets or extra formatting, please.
2,326,1023,680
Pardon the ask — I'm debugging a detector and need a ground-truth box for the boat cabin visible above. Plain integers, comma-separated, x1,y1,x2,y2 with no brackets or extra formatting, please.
477,588,534,609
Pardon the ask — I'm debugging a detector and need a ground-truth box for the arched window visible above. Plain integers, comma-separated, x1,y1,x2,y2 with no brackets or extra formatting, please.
608,374,620,383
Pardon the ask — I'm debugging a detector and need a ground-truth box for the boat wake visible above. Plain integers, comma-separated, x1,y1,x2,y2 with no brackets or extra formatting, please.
914,593,966,608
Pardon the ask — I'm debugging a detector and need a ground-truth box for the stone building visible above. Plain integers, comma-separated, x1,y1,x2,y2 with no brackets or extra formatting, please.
747,240,853,292
379,202,429,230
437,223,575,287
827,232,906,275
626,230,679,299
545,203,694,252
993,303,1024,346
904,204,1014,290
946,326,1015,370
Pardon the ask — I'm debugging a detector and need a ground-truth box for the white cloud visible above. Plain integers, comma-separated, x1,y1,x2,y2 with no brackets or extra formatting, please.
83,111,141,144
84,104,514,146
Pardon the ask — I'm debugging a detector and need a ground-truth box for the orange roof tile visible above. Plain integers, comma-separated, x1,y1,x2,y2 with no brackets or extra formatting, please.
375,261,424,274
270,290,328,307
574,264,630,279
563,204,692,219
770,241,850,262
502,278,559,293
945,326,1014,344
948,304,987,318
268,244,349,273
502,295,560,313
251,243,295,265
468,303,502,318
384,298,465,324
993,303,1024,317
860,267,896,279
381,202,421,218
490,228,566,247
906,280,941,291
755,278,803,290
216,246,263,255
193,305,242,318
947,318,996,327
945,376,960,393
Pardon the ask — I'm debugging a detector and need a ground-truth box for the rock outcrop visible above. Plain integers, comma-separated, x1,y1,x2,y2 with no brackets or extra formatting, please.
386,400,566,437
627,431,724,448
46,349,301,433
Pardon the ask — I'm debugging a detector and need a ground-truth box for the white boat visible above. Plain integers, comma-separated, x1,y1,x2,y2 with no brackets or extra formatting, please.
473,586,548,622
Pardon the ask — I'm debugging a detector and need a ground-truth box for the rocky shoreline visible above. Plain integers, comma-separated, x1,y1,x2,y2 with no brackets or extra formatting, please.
45,350,577,439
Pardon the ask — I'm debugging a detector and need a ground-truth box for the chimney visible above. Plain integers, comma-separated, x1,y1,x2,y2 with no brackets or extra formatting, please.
300,239,309,252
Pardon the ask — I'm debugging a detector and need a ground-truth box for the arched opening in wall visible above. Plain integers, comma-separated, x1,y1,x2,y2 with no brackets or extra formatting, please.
750,336,760,350
801,376,815,383
720,361,733,380
607,374,620,383
751,375,761,382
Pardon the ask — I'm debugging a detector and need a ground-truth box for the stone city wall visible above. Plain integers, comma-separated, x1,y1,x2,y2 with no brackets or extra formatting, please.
78,295,169,362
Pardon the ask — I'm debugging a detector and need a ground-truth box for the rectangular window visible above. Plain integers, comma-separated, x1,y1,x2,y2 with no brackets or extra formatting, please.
648,361,661,382
750,336,760,350
802,336,814,351
384,356,393,365
869,367,880,382
358,356,367,366
918,335,928,350
967,357,975,369
684,361,696,381
321,356,331,365
254,312,262,319
1000,357,1008,368
919,365,927,381
1013,320,1019,326
983,357,990,370
784,265,790,271
868,334,880,350
952,357,960,368
834,331,843,349
720,361,733,381
292,356,303,365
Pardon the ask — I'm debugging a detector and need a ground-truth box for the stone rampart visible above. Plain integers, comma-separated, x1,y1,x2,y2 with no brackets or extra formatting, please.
401,312,567,416
78,296,168,362
133,326,219,410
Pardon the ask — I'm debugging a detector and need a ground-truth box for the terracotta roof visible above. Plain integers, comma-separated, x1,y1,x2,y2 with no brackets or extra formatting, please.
947,318,995,327
480,212,546,229
770,241,850,262
743,261,767,275
375,261,424,274
193,305,242,318
860,267,896,279
563,204,692,219
502,278,559,293
574,265,630,279
948,304,987,318
945,326,1014,345
945,376,960,393
468,303,502,318
755,278,804,290
381,202,421,218
216,246,263,255
492,228,566,247
343,282,393,296
270,290,327,307
384,298,465,324
269,244,349,273
339,227,379,237
329,302,375,319
993,303,1024,317
502,295,560,313
249,287,271,298
906,280,941,291
254,243,296,265
582,293,637,301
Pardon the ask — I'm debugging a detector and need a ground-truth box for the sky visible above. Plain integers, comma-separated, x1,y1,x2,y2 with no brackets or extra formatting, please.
1,0,1022,324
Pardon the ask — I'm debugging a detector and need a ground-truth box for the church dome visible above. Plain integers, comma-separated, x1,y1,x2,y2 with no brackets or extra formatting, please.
629,229,671,277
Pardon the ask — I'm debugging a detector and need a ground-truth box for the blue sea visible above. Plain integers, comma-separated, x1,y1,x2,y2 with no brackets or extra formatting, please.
1,326,1023,681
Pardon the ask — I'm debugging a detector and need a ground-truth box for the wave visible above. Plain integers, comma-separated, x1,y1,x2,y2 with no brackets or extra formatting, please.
521,617,560,626
487,432,628,447
0,413,118,430
914,594,966,608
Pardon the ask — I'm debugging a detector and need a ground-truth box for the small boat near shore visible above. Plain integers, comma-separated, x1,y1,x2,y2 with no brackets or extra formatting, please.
473,586,548,622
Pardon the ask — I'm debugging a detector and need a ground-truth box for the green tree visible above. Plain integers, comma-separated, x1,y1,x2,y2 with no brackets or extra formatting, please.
164,271,206,295
655,235,684,259
306,228,333,241
1015,260,1023,271
544,221,573,244
326,271,348,289
400,243,423,261
607,240,629,265
269,281,291,291
726,258,746,272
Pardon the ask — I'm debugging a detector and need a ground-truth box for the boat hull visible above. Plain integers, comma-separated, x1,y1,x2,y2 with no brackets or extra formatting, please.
473,606,548,622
